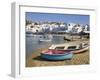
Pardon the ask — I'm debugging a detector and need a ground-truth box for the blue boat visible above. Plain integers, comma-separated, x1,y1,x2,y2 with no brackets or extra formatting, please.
41,51,73,60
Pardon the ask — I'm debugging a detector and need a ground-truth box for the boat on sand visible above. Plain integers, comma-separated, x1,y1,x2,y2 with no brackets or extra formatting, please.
41,50,73,60
41,42,89,60
42,42,89,54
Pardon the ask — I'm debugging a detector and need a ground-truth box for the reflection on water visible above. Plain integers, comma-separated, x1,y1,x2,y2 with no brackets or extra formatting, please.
26,34,68,57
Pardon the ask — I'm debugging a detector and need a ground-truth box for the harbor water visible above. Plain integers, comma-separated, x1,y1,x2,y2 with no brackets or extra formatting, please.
26,34,69,57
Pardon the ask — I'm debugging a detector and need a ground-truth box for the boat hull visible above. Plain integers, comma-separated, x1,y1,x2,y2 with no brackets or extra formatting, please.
67,46,89,54
41,52,73,60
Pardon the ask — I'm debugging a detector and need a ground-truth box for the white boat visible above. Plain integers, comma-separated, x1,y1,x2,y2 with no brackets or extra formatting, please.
39,39,51,42
39,35,52,42
48,42,89,54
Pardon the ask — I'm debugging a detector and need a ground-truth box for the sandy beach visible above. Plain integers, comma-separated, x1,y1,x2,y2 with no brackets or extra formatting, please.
26,38,89,67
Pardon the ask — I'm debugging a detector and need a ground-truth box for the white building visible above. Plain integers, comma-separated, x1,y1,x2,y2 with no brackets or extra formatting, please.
26,23,43,33
66,23,76,32
84,24,89,31
60,23,66,28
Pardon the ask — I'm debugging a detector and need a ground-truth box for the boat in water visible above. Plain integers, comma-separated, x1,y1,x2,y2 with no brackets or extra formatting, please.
39,39,51,42
39,35,52,42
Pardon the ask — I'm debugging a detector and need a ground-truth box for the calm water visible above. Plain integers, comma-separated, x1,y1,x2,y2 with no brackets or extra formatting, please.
26,34,68,57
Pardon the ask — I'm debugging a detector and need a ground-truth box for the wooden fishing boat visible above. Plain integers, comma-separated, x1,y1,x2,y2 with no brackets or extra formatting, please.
41,42,89,60
41,50,73,60
47,42,89,54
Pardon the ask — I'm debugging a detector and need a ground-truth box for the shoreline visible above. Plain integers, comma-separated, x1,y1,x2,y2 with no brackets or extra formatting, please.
26,39,89,67
26,50,89,67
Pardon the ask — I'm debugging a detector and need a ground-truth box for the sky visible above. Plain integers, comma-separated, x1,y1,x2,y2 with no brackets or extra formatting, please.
26,12,90,25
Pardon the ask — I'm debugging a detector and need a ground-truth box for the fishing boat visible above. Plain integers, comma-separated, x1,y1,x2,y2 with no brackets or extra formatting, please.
39,35,52,42
41,50,73,60
48,42,89,54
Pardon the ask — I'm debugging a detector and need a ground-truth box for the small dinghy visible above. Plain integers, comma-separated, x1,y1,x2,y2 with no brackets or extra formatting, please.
41,50,73,60
39,35,52,42
39,39,51,42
